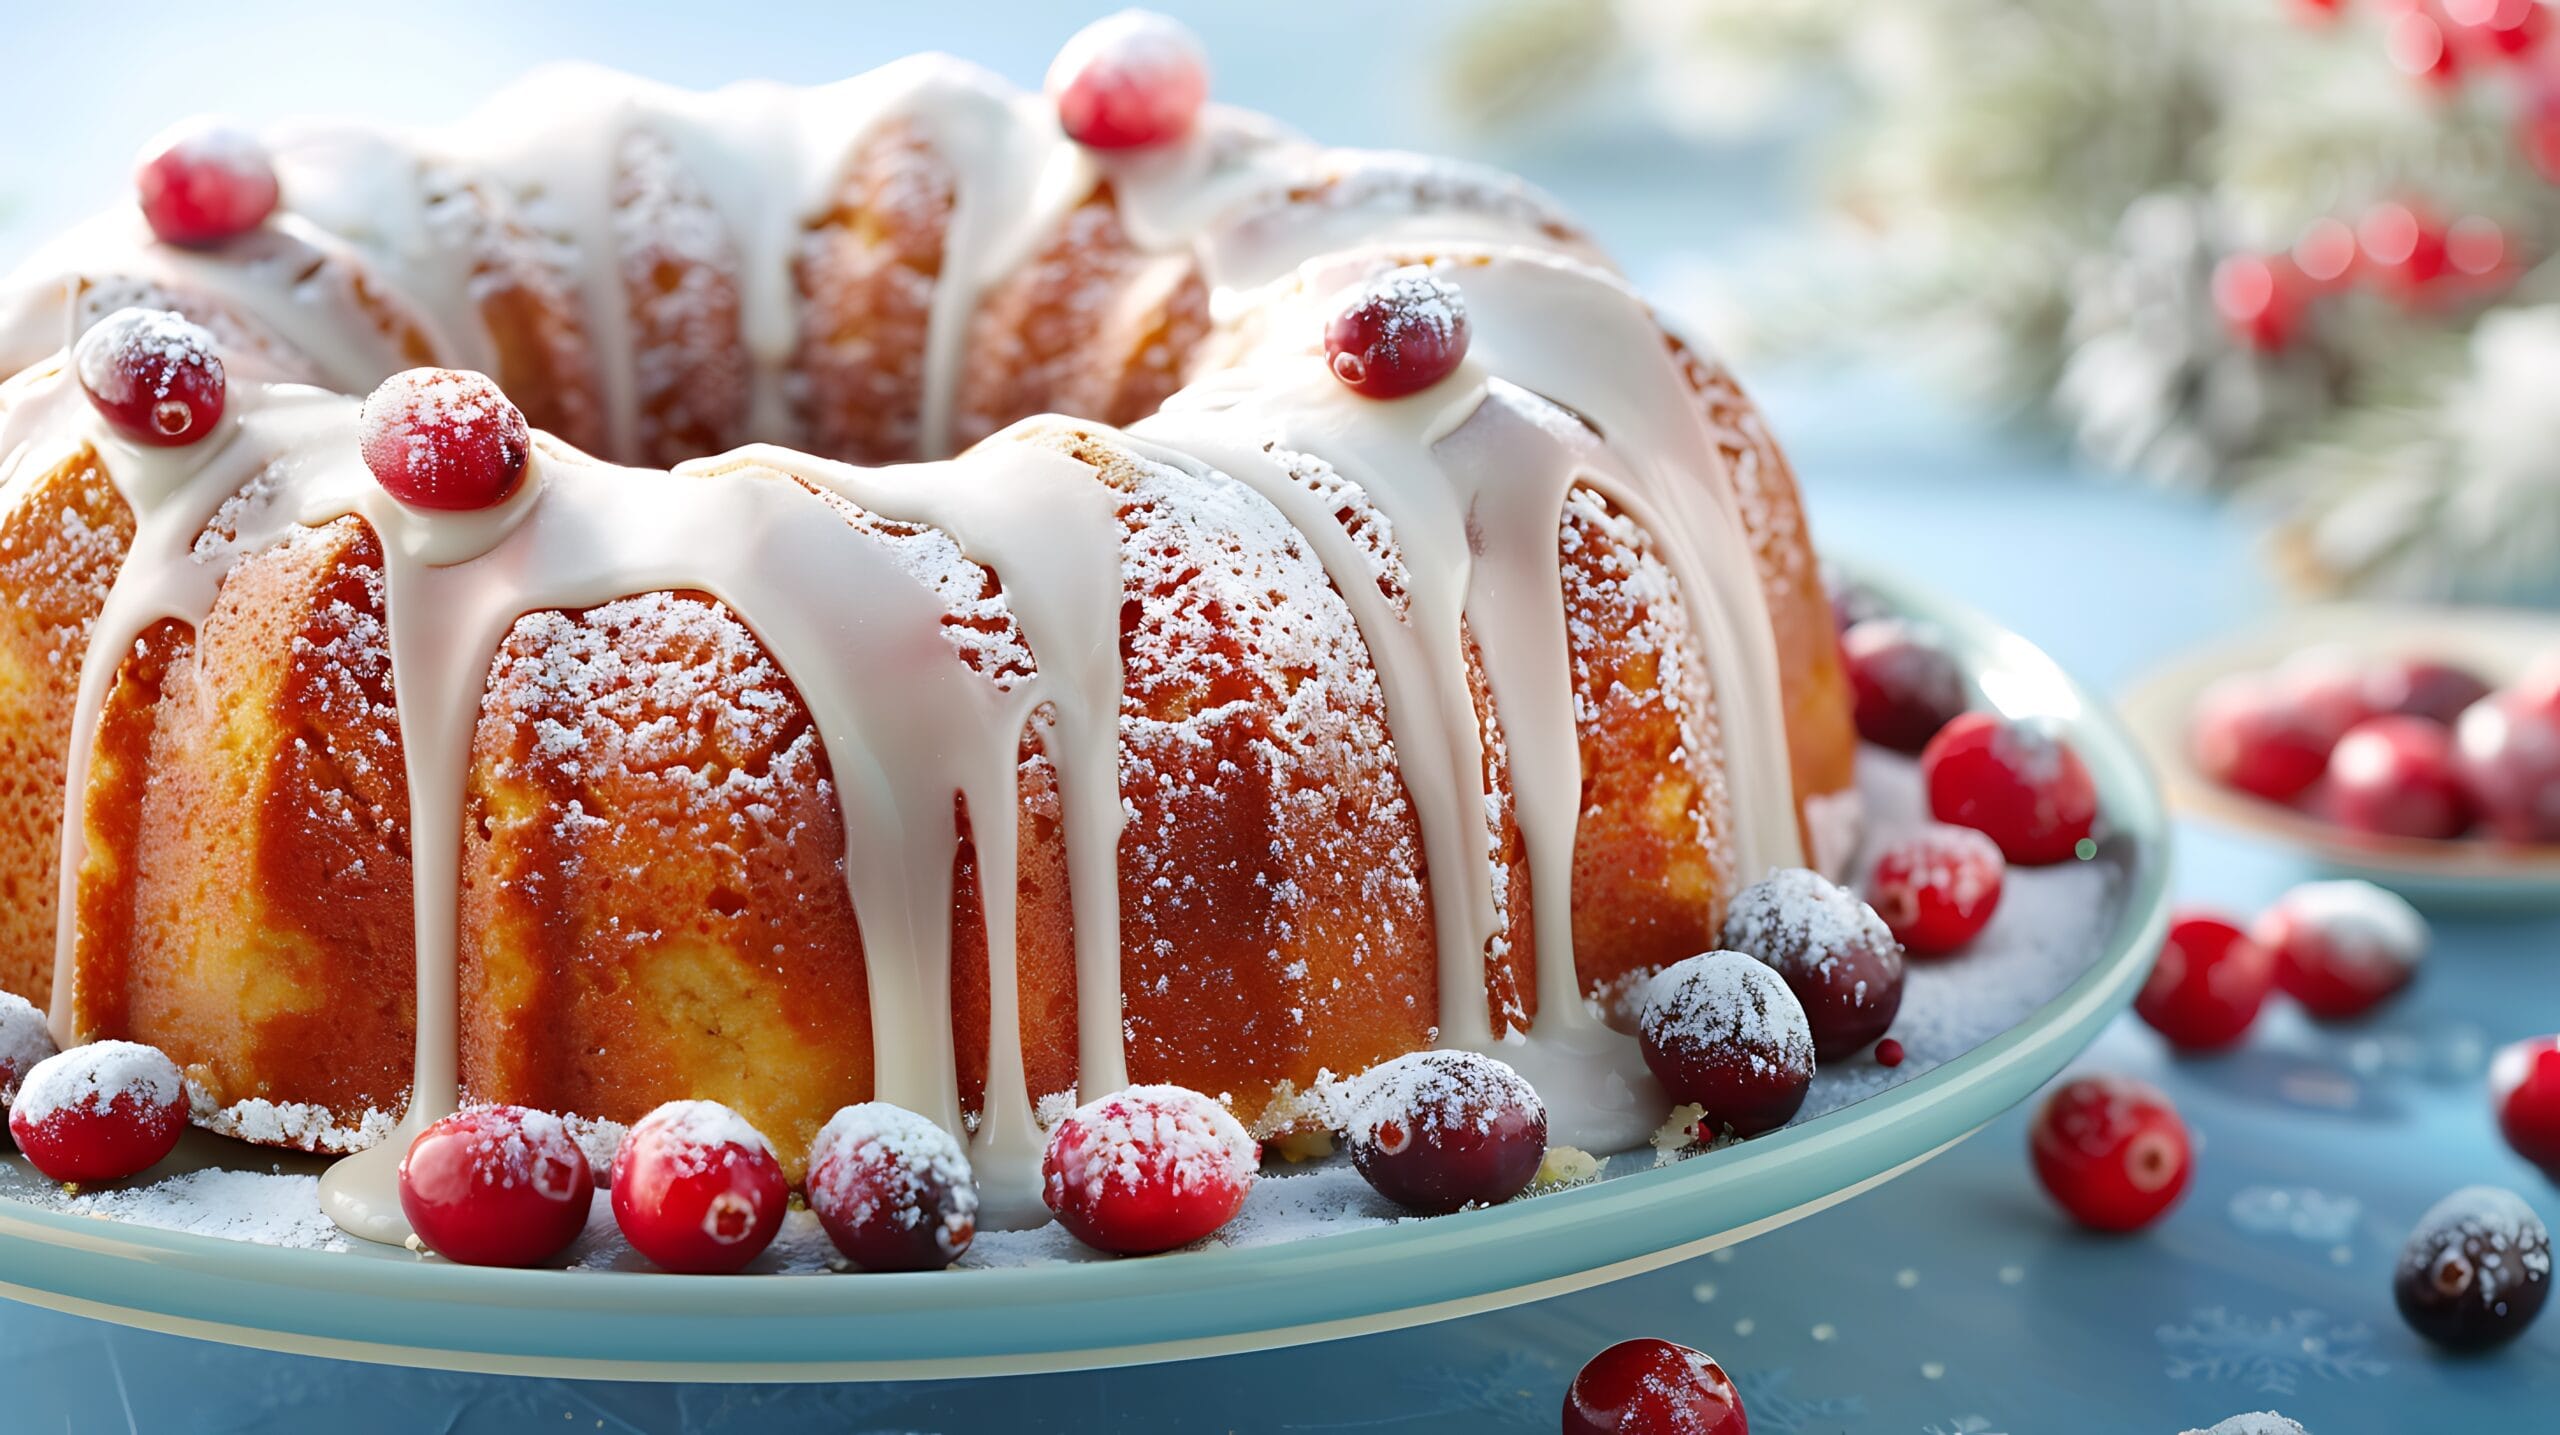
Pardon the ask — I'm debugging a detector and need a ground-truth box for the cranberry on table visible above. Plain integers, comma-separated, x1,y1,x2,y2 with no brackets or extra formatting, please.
2029,1074,2193,1232
74,307,226,447
398,1105,594,1267
2135,911,2277,1053
7,1040,186,1184
1041,1084,1258,1255
1324,265,1471,399
1562,1338,1747,1435
1343,1049,1547,1214
2324,714,2473,840
1841,618,1968,753
2364,656,2493,727
1721,867,1904,1062
1921,711,2099,865
134,120,279,248
358,367,533,511
2490,1036,2560,1186
2455,689,2560,842
2393,1185,2550,1351
2188,674,2333,803
2251,879,2426,1021
0,990,61,1105
1864,823,2005,957
807,1101,979,1272
1638,951,1816,1139
1045,9,1209,151
609,1099,789,1274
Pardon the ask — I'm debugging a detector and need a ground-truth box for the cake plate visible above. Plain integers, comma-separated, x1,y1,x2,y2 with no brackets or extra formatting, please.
0,559,2168,1381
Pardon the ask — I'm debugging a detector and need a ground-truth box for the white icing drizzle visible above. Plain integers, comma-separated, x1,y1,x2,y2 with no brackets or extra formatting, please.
0,58,1812,1244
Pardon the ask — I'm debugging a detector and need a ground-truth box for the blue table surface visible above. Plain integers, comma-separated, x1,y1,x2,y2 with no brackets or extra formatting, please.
4,3,2555,1430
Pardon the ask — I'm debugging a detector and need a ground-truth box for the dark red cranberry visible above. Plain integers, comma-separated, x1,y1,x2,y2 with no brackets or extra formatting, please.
1562,1338,1747,1435
359,368,532,511
1842,618,1968,753
1045,10,1209,151
2252,879,2425,1021
2394,1186,2550,1351
2490,1036,2560,1186
2455,689,2560,842
807,1101,979,1271
1864,823,2005,957
74,308,225,447
1921,711,2099,865
398,1105,594,1267
1324,266,1470,399
609,1100,788,1274
2365,656,2494,727
1638,951,1814,1139
2135,911,2275,1053
1721,867,1904,1061
1342,1050,1546,1214
2029,1075,2192,1232
2188,674,2334,802
1874,1037,1905,1067
2325,715,2473,840
134,121,279,248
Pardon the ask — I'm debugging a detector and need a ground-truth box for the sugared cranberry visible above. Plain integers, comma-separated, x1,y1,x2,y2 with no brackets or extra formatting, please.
2270,647,2379,749
133,120,279,248
2490,1036,2560,1186
2253,879,2426,1021
2365,656,2494,728
1842,618,1968,753
1638,950,1816,1139
1874,1037,1906,1067
1045,10,1209,151
1562,1338,1747,1435
1342,1050,1547,1214
609,1100,788,1274
806,1101,979,1272
1865,824,2006,957
2455,689,2560,842
1722,868,1905,1061
1921,712,2099,865
2394,1186,2550,1351
2135,911,2277,1053
1324,266,1471,399
1042,1084,1257,1255
2325,715,2473,840
398,1105,594,1268
74,308,225,447
2029,1074,2192,1232
2188,674,2334,803
0,990,61,1106
6,1040,185,1183
358,367,532,511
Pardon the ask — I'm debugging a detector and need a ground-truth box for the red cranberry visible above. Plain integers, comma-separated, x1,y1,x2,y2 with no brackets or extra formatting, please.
609,1100,788,1274
2188,674,2333,802
1874,1037,1905,1067
1041,1084,1258,1255
2210,253,2307,352
2135,911,2276,1053
1638,950,1815,1138
2365,656,2493,728
1865,824,2005,957
133,120,279,248
398,1105,594,1267
2490,1035,2560,1186
2455,689,2560,842
2028,1074,2192,1232
1562,1338,1747,1435
1921,712,2099,865
2273,647,2382,747
358,367,532,511
806,1101,979,1272
0,990,61,1105
1045,10,1209,151
1842,618,1968,753
1343,1050,1546,1214
2453,0,2549,59
1324,266,1471,399
2252,879,2426,1021
2394,1186,2550,1351
2325,715,2473,840
74,308,226,447
6,1041,185,1183
1721,867,1905,1061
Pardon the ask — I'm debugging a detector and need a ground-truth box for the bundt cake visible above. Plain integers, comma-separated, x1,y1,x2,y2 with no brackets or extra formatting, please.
0,19,1856,1239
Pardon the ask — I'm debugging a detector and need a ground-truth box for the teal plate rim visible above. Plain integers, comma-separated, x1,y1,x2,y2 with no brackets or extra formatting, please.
0,559,2171,1381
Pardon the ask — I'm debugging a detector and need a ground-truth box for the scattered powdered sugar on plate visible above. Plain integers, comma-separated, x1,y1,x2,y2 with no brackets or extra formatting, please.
58,1170,349,1253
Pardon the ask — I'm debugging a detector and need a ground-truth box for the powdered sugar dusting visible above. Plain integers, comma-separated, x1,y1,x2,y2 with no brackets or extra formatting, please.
2265,879,2427,980
0,991,59,1101
808,1101,979,1251
13,1041,182,1126
633,1099,774,1170
192,1086,397,1155
1045,1085,1258,1209
2182,1415,2312,1435
1640,951,1815,1073
65,1169,351,1252
1723,867,1897,975
1342,1049,1544,1150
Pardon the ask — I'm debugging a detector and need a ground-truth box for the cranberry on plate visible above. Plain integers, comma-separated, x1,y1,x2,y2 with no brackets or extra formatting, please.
1342,1049,1547,1214
1921,711,2099,865
2029,1074,2193,1232
2490,1035,2560,1186
359,367,533,511
2455,687,2560,843
2393,1185,2550,1351
1046,10,1209,151
2134,911,2276,1053
134,120,279,248
2266,647,2377,749
0,990,61,1105
7,1040,186,1184
74,307,225,447
398,1105,594,1268
806,1101,979,1272
1638,950,1816,1140
2188,673,2334,803
1324,265,1471,399
2364,655,2493,727
1720,867,1904,1061
1562,1337,1747,1435
2323,714,2473,840
610,1099,789,1274
1841,617,1968,754
1041,1084,1258,1255
2251,879,2426,1020
1864,823,2006,957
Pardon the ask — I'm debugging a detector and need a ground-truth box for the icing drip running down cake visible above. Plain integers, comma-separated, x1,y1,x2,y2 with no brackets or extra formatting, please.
0,12,1862,1247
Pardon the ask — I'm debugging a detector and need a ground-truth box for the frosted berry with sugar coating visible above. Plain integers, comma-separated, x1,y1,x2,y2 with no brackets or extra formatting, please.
1041,1085,1257,1255
1638,951,1816,1139
1343,1049,1547,1214
1720,867,1904,1061
807,1101,979,1271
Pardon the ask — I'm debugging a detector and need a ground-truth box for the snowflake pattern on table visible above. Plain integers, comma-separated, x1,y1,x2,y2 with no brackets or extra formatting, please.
2156,1306,2388,1396
1734,1366,1865,1433
1923,1417,2008,1435
1381,1344,1566,1423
